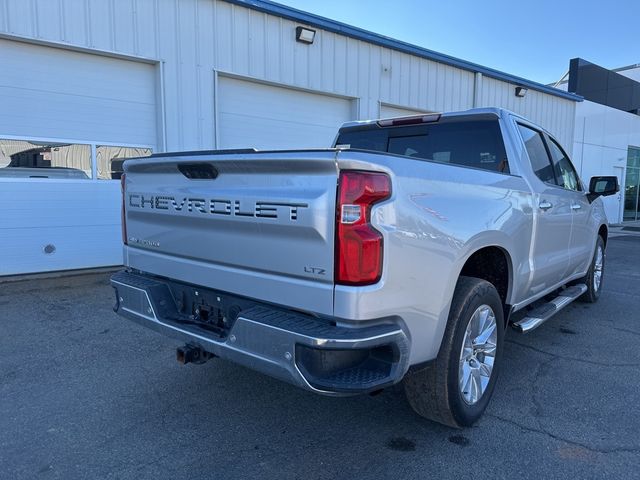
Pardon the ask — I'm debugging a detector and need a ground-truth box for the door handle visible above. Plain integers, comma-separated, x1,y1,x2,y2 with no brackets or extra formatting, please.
571,204,582,210
539,201,553,211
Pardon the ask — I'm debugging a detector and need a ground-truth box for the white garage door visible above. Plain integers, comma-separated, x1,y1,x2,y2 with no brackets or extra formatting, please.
0,39,157,146
218,76,355,149
0,40,157,275
380,103,432,119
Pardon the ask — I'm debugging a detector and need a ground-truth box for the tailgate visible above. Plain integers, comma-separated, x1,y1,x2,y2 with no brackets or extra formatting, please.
122,150,338,315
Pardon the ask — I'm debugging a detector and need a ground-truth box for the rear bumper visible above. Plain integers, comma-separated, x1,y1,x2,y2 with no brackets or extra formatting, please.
110,271,410,395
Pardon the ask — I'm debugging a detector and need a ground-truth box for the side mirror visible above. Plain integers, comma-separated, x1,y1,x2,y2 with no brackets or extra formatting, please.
587,176,619,202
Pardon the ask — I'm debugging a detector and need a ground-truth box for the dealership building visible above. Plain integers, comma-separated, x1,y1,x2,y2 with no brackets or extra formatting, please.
0,0,591,275
556,60,640,225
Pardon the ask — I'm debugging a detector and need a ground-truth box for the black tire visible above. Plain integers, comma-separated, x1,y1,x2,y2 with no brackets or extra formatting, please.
403,277,505,428
576,236,605,303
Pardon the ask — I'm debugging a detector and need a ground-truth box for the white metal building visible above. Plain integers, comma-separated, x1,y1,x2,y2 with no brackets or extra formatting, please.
557,61,640,224
0,0,580,275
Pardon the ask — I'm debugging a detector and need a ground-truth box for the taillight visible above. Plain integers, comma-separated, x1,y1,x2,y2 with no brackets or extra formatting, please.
121,173,127,245
335,171,391,285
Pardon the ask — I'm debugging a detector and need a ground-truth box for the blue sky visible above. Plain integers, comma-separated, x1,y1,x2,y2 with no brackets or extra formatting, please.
276,0,639,85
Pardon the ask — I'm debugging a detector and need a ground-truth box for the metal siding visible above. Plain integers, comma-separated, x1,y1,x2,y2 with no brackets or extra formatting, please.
232,3,250,76
197,0,216,149
367,45,381,119
225,0,580,101
134,0,159,58
380,103,430,118
279,17,295,86
86,0,113,51
33,0,62,40
215,0,233,72
319,28,335,93
61,0,88,46
248,9,266,80
357,41,369,117
0,0,577,152
479,76,575,150
177,0,199,150
4,0,33,36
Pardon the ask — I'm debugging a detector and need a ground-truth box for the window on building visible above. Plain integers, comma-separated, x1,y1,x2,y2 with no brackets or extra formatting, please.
546,137,581,191
96,146,152,180
624,147,640,221
0,139,91,179
517,124,555,185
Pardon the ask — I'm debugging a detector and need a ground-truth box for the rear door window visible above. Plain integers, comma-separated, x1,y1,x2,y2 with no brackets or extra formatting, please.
337,119,509,174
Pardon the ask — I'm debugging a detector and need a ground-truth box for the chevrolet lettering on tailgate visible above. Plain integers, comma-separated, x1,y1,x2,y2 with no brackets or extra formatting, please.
128,194,308,220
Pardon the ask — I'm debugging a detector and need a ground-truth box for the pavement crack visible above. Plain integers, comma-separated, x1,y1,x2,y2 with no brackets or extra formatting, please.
506,340,640,367
487,413,640,455
608,325,640,337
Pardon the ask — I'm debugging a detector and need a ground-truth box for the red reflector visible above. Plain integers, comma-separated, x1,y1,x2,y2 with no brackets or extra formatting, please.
121,173,127,245
335,171,391,285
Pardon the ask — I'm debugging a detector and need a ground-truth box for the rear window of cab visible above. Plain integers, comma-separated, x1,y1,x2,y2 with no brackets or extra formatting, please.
336,119,509,174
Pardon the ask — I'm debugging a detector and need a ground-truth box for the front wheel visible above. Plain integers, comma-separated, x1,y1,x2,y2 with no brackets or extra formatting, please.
403,277,505,428
577,235,605,303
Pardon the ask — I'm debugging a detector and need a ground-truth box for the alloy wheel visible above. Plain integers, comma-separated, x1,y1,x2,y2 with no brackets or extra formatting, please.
458,304,498,405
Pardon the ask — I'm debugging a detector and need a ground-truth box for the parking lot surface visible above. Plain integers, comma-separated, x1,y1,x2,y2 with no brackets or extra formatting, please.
1,235,639,479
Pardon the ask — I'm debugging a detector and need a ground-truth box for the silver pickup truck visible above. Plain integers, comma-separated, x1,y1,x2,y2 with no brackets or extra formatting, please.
111,107,618,427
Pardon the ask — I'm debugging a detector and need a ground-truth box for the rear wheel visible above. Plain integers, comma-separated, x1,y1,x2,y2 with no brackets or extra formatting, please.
403,277,505,428
577,236,605,303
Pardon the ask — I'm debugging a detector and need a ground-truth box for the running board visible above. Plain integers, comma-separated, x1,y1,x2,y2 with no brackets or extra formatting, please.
512,284,587,333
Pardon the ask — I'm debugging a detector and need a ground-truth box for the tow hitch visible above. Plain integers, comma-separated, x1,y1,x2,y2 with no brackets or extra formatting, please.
176,343,215,365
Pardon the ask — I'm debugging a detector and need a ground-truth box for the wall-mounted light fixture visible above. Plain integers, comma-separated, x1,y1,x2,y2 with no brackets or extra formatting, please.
296,26,316,44
515,86,528,98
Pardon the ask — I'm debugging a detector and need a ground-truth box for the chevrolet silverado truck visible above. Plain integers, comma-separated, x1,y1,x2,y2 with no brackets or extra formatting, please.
110,108,618,427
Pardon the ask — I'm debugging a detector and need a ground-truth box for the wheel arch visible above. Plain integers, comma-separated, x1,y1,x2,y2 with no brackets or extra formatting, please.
598,223,608,247
457,244,514,326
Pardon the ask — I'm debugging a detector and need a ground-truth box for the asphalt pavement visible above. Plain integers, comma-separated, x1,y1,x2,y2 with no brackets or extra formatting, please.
1,235,639,479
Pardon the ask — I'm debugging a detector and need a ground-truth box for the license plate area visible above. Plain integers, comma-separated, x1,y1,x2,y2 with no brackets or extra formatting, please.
167,283,255,339
192,303,228,335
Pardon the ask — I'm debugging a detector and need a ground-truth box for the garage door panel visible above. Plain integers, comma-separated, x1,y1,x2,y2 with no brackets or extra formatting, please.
1,87,156,144
220,112,340,150
0,181,122,275
1,181,120,229
0,39,157,146
0,224,122,275
1,40,156,104
218,76,354,149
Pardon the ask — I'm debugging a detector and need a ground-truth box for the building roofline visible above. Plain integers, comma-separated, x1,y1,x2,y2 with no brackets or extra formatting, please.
224,0,582,102
613,63,640,73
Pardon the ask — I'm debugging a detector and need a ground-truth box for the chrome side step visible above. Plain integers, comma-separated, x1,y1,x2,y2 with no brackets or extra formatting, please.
512,284,587,333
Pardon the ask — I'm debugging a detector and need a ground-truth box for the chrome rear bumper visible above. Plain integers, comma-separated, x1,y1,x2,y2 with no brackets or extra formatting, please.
110,271,410,395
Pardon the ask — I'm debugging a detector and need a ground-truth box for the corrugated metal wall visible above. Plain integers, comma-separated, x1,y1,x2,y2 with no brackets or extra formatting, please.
478,76,575,148
0,0,576,150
